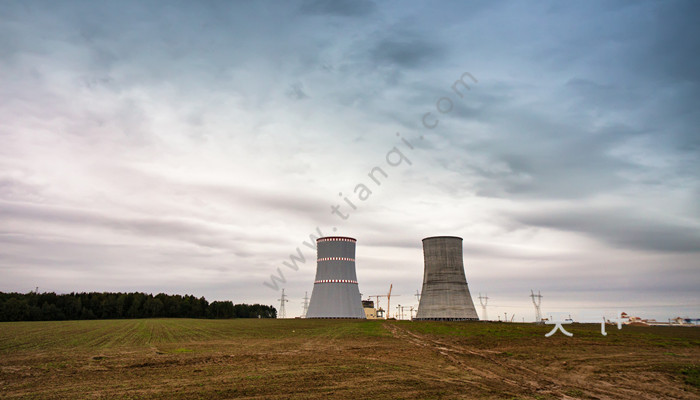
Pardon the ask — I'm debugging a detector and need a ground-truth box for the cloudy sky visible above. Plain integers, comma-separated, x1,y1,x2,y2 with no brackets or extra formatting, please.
1,0,698,321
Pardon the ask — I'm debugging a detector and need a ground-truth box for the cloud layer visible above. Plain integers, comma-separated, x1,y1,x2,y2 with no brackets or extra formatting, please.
1,0,698,320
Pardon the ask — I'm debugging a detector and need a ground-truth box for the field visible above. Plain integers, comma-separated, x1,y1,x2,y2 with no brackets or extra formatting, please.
0,319,698,399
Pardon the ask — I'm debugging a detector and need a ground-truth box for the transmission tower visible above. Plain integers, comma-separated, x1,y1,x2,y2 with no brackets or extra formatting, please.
301,291,309,318
530,289,543,323
277,288,289,319
478,293,489,320
415,290,421,302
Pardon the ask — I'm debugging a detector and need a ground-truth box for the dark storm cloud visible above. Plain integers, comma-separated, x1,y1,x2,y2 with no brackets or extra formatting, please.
429,0,700,199
434,100,641,200
510,206,700,253
300,0,376,17
642,1,700,84
370,36,444,68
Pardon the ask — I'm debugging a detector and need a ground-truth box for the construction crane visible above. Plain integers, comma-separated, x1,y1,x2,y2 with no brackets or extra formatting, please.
369,284,400,319
368,295,382,314
387,284,394,319
387,284,401,319
368,295,388,319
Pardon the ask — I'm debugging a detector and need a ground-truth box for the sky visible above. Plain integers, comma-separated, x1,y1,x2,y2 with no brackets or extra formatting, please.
1,0,698,321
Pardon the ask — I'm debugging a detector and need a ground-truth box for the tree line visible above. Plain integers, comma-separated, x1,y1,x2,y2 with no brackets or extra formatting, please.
0,292,277,321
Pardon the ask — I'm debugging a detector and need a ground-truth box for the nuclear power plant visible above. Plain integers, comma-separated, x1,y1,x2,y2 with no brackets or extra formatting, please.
305,236,366,319
415,236,479,321
300,235,478,320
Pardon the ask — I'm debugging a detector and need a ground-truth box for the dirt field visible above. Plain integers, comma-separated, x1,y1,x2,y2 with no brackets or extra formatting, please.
0,319,698,399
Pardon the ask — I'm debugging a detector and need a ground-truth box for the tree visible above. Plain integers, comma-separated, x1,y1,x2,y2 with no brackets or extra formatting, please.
208,301,235,319
2,298,29,321
0,292,276,321
143,297,164,318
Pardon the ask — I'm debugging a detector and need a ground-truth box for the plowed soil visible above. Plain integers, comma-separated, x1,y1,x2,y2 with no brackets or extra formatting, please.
0,319,697,399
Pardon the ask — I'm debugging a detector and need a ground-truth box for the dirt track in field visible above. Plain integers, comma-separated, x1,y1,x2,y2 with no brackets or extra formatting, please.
385,322,699,399
0,319,698,399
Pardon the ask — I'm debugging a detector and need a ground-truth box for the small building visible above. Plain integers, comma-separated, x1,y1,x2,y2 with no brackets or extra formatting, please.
362,300,378,319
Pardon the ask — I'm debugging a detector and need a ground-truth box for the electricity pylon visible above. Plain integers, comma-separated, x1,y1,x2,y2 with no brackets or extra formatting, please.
301,291,309,318
530,290,543,323
478,293,489,321
278,288,289,319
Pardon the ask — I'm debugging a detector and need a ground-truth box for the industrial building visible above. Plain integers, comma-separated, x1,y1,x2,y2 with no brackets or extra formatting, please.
415,236,479,321
362,300,378,319
305,237,366,319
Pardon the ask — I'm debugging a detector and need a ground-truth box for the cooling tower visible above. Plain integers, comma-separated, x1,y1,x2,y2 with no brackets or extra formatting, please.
415,236,479,321
305,236,366,319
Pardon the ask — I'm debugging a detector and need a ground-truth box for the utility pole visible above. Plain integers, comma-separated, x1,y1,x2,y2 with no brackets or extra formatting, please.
396,305,405,320
301,291,309,318
277,288,288,319
478,293,489,321
530,290,543,323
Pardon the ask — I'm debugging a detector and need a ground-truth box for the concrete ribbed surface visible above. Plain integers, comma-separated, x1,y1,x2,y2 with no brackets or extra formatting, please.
415,236,479,321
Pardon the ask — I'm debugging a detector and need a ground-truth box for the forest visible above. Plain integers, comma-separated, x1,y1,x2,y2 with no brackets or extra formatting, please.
0,291,276,321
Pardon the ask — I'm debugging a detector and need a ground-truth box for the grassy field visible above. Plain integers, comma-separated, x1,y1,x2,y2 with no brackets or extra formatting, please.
0,319,698,399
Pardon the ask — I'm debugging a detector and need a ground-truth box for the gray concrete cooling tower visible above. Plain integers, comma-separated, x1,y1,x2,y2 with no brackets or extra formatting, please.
415,236,479,321
305,236,366,319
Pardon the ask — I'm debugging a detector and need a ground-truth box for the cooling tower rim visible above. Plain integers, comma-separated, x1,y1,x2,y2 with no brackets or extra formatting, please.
317,236,357,242
422,235,463,241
